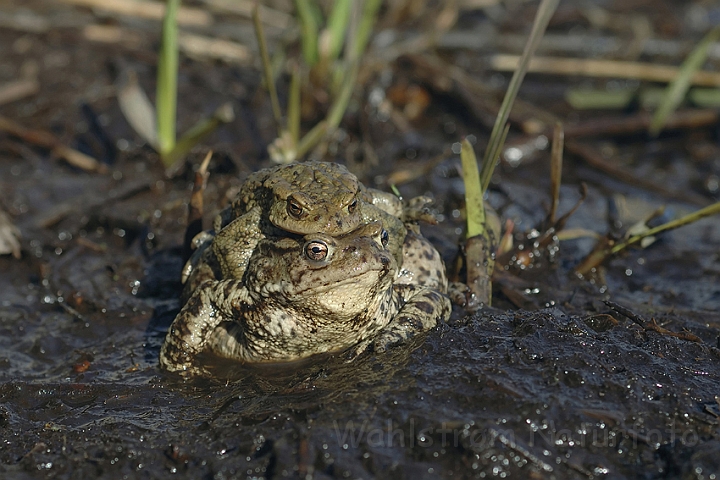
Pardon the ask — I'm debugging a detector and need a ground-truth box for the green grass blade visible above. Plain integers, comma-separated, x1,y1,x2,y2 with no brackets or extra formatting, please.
689,87,720,107
157,0,180,160
611,201,720,255
483,123,509,188
460,139,485,238
295,0,319,65
649,25,720,137
253,4,283,133
350,0,382,62
295,121,327,159
479,0,559,192
323,0,351,61
565,87,636,110
163,103,235,172
291,58,356,159
288,64,301,147
327,61,358,131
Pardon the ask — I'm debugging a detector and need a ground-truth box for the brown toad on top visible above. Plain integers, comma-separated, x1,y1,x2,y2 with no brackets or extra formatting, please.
181,162,431,297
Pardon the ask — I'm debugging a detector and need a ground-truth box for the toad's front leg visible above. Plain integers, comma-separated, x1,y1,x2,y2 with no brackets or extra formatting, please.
364,188,438,224
159,279,251,375
213,206,265,280
373,285,451,352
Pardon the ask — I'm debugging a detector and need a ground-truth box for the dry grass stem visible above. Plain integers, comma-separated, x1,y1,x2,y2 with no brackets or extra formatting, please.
82,24,143,47
83,25,252,65
441,33,720,62
400,54,558,134
59,0,213,27
184,151,213,261
605,302,702,343
178,33,252,65
0,115,107,173
548,122,564,224
490,54,720,87
563,109,719,138
0,78,40,106
53,145,108,173
200,0,292,29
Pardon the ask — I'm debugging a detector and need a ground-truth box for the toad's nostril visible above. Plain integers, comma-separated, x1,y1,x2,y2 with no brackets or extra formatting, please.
381,255,389,266
344,246,357,254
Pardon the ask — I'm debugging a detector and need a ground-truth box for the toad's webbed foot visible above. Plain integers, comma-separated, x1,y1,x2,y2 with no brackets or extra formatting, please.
402,195,438,225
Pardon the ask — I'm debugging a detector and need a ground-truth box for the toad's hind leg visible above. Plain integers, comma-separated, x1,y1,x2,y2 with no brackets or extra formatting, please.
159,279,248,375
373,286,451,352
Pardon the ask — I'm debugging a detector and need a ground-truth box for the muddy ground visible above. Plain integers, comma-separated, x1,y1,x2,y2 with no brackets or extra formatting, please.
1,1,720,478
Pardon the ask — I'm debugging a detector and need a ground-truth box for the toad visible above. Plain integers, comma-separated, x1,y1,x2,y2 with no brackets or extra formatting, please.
160,221,450,374
181,161,432,297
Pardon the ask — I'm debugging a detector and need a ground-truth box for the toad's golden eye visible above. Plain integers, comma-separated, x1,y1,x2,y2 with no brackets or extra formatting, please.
305,240,328,261
348,199,358,214
287,197,304,219
380,229,389,248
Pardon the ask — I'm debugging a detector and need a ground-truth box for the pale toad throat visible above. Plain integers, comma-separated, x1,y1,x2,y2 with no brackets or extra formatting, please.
290,268,393,298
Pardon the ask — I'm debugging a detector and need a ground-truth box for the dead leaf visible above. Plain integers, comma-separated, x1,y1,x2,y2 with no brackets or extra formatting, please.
117,69,159,149
0,210,21,259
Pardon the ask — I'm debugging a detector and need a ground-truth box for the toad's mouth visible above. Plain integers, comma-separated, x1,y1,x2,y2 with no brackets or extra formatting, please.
293,267,391,296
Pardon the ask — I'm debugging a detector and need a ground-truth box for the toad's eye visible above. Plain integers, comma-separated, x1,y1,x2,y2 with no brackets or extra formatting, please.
305,240,328,261
287,197,305,219
348,199,358,214
380,229,389,248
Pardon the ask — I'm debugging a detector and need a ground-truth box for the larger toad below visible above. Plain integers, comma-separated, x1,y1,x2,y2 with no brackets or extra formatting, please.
160,222,450,375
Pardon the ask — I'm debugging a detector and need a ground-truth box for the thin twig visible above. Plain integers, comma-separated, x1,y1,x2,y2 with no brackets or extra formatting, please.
200,0,292,29
605,301,702,343
184,151,213,262
563,109,719,138
548,122,564,224
0,115,107,173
